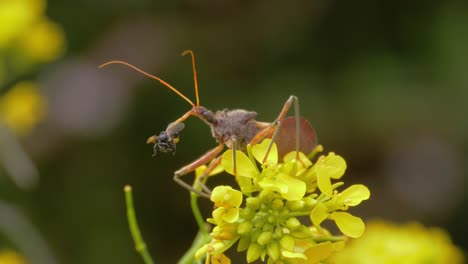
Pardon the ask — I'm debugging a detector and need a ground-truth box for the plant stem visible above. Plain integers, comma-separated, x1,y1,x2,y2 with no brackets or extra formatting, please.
191,187,208,234
124,185,155,264
177,230,211,264
178,178,211,264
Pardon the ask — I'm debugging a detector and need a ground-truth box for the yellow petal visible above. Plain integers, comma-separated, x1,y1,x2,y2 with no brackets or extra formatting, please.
252,139,278,164
331,212,365,238
299,241,334,264
222,150,258,178
283,151,312,168
338,184,370,206
310,203,328,227
317,153,347,179
281,250,307,260
316,171,332,196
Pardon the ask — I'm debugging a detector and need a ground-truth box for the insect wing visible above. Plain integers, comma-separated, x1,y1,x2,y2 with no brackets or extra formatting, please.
274,116,317,158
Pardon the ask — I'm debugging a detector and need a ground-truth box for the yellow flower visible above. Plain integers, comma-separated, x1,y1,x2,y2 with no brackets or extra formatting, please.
332,220,465,264
210,186,243,223
0,250,28,264
0,81,46,135
19,18,65,62
0,0,45,47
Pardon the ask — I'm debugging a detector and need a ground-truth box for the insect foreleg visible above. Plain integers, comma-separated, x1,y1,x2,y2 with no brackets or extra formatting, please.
173,143,224,198
196,155,223,195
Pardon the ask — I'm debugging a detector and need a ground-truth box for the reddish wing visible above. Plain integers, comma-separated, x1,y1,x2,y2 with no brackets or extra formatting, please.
274,117,317,158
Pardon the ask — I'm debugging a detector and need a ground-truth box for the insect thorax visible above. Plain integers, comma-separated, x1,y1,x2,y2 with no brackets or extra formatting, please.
211,109,259,150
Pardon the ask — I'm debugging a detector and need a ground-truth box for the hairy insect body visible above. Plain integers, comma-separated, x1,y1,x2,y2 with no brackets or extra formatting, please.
211,109,260,150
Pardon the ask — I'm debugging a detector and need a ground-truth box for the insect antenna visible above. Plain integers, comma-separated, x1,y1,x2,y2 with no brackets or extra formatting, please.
98,60,195,107
181,50,200,106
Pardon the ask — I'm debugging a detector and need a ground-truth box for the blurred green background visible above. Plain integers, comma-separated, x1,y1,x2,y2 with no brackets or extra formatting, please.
1,0,467,263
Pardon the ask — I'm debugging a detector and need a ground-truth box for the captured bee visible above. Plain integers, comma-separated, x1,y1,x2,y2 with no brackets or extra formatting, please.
99,50,317,198
146,122,185,156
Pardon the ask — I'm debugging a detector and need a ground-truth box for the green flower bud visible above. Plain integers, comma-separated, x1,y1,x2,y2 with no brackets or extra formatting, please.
286,200,305,211
238,221,253,235
266,240,280,261
247,242,263,263
267,215,276,224
260,190,274,203
246,197,261,211
257,231,273,246
237,236,251,252
285,217,301,231
280,235,295,251
291,225,314,239
303,196,317,208
253,217,266,229
271,198,284,210
280,208,289,218
263,223,274,232
242,207,255,220
274,226,284,238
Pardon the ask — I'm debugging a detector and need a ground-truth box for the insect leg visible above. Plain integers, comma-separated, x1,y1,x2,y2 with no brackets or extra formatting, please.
250,95,301,160
231,136,238,176
196,155,223,194
173,143,224,198
275,95,300,154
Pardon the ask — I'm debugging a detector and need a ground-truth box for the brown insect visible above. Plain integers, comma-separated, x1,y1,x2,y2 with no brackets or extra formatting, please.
99,50,317,198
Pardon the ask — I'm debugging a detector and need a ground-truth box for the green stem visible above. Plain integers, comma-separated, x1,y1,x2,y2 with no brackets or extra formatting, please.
177,230,211,264
124,185,155,264
191,190,208,234
178,177,212,263
289,211,311,217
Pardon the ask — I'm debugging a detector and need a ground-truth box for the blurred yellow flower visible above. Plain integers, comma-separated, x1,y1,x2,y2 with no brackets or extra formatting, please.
332,220,465,264
0,250,28,264
0,81,46,135
0,0,45,47
19,18,65,62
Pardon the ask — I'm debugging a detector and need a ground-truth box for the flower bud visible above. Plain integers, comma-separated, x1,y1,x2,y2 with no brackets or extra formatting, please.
303,196,317,208
246,197,261,210
271,198,284,210
285,217,301,231
241,207,255,220
266,240,280,261
257,231,273,246
280,235,295,252
286,200,305,211
238,221,253,235
274,226,284,238
260,190,274,203
247,242,263,263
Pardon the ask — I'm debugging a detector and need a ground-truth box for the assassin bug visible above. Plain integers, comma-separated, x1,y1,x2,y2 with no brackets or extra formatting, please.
99,50,317,198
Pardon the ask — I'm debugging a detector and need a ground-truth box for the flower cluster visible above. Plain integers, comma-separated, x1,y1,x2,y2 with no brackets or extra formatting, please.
331,220,464,264
196,139,370,263
0,0,65,136
0,0,65,64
